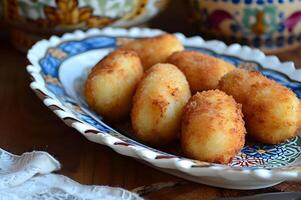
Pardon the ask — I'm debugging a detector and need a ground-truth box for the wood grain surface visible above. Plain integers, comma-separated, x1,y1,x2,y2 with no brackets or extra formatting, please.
1,0,301,199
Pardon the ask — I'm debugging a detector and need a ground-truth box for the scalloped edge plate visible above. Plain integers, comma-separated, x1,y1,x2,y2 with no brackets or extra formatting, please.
27,27,301,189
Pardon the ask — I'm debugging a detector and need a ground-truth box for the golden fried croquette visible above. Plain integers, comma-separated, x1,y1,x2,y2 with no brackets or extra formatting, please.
85,49,143,121
244,82,301,144
131,63,191,145
166,51,235,93
120,34,183,70
181,90,245,164
219,69,301,144
218,69,265,104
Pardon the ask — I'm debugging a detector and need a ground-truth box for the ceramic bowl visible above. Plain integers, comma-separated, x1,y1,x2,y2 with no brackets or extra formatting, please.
27,27,301,190
190,0,301,53
2,0,168,51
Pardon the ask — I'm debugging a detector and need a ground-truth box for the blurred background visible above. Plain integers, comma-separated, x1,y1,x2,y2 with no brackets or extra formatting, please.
1,0,301,53
0,0,195,52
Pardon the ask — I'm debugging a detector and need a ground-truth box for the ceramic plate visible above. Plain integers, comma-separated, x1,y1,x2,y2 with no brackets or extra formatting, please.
27,27,301,189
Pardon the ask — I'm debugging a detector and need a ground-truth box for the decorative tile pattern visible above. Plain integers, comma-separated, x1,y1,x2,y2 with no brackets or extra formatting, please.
192,0,301,49
232,136,301,168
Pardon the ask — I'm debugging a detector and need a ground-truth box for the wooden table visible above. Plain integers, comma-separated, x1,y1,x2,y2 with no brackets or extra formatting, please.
1,1,301,199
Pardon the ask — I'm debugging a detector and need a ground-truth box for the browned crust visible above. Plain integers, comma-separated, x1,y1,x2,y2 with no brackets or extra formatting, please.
181,90,245,164
219,69,301,144
120,34,184,70
167,51,235,93
84,49,143,121
131,63,191,146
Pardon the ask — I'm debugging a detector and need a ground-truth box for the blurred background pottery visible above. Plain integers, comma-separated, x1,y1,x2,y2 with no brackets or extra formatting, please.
190,0,301,53
2,0,169,52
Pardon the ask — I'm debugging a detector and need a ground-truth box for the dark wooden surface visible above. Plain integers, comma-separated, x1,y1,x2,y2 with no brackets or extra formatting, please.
1,1,301,199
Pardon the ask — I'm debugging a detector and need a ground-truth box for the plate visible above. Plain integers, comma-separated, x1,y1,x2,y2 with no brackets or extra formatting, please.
27,27,301,189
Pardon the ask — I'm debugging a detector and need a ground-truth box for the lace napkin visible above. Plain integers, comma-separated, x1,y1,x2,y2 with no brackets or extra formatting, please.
0,149,142,200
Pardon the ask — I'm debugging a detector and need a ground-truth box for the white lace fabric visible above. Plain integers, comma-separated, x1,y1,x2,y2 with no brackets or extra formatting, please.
0,149,142,200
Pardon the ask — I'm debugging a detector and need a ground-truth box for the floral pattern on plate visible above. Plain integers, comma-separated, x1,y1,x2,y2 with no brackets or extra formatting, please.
232,136,301,168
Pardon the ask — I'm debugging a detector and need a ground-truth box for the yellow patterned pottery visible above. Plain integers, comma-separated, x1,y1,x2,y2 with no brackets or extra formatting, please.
2,0,169,51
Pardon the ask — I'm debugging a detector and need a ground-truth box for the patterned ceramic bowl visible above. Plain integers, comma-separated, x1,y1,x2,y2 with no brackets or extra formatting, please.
2,0,168,51
27,27,301,189
190,0,301,52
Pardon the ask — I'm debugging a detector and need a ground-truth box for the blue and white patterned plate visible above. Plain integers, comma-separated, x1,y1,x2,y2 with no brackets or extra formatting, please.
27,27,301,189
